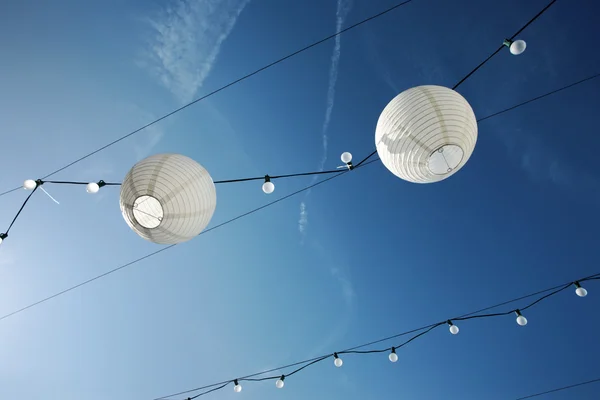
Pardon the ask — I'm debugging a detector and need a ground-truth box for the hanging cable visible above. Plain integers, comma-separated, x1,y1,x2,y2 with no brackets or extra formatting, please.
0,158,378,322
0,0,416,198
153,272,600,400
452,0,557,90
514,376,600,399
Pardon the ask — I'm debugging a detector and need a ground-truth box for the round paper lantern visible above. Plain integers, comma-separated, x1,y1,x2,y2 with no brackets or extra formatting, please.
120,153,217,244
375,85,477,184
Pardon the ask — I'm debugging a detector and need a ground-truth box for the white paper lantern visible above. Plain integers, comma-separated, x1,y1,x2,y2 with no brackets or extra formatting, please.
375,85,478,184
120,153,217,244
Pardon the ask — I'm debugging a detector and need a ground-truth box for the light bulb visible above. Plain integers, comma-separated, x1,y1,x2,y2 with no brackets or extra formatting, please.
233,380,242,393
389,350,398,363
510,39,526,55
86,182,100,194
449,324,459,335
574,282,588,297
23,179,37,190
262,181,275,194
334,353,343,367
341,152,352,164
276,376,285,389
0,235,4,245
515,310,527,326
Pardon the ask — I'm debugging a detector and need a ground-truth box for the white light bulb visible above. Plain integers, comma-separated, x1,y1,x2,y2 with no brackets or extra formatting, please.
0,237,3,245
389,352,398,362
86,182,100,194
262,181,275,194
510,39,526,55
334,357,343,367
276,379,285,389
516,315,528,326
449,324,459,335
234,384,242,393
576,287,588,297
23,179,37,190
341,152,352,164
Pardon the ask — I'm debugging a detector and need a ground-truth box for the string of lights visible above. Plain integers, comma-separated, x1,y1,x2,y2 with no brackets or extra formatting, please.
0,0,416,199
3,71,597,246
0,0,556,199
0,157,379,322
514,376,600,399
152,272,599,400
452,0,556,90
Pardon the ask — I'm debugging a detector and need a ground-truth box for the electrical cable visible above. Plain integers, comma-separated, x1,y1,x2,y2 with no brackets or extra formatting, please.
2,67,597,313
452,0,557,90
0,0,415,197
153,272,600,400
514,377,600,399
0,158,378,323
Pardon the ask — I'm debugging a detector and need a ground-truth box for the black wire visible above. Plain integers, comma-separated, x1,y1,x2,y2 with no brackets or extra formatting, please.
477,73,600,123
0,160,378,325
514,377,600,400
154,272,599,400
452,0,557,90
213,168,344,184
4,186,39,235
44,180,121,186
0,0,414,199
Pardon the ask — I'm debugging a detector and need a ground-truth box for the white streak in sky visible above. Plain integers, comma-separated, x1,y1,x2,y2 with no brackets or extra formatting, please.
142,0,250,103
298,0,352,235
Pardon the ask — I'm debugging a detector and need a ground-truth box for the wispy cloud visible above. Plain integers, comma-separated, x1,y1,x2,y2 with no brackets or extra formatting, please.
141,0,250,103
298,0,352,236
298,201,308,234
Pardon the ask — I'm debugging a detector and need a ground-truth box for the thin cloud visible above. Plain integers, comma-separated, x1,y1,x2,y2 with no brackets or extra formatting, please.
299,0,352,237
141,0,250,103
298,201,308,234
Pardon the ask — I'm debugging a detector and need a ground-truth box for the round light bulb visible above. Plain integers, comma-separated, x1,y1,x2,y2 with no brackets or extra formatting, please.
262,181,275,194
0,237,3,245
23,179,37,190
234,384,242,393
86,182,100,194
276,379,285,389
576,287,588,297
516,315,528,326
334,357,343,367
389,352,398,363
449,324,459,335
510,39,526,55
341,152,352,164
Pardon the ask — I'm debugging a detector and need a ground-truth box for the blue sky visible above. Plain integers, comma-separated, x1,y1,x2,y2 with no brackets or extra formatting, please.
1,0,599,399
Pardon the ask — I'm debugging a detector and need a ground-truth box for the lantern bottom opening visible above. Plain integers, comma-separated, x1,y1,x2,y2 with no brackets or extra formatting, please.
133,195,164,229
427,144,464,175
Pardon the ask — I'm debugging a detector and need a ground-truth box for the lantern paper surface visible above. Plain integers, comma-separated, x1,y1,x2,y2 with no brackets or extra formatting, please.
375,85,478,183
120,153,217,244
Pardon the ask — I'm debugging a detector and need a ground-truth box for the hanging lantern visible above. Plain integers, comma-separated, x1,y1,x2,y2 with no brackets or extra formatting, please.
375,85,478,184
119,153,217,244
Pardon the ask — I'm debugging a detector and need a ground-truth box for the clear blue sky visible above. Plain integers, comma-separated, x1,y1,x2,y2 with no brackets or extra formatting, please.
1,0,599,399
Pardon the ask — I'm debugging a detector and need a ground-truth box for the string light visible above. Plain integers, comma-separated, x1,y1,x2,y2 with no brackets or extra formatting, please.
333,353,343,367
0,233,7,245
233,380,242,393
503,38,527,55
154,273,598,400
275,375,285,389
574,281,588,297
23,179,37,190
515,309,528,326
262,175,275,194
388,347,398,362
86,180,106,194
448,320,459,335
